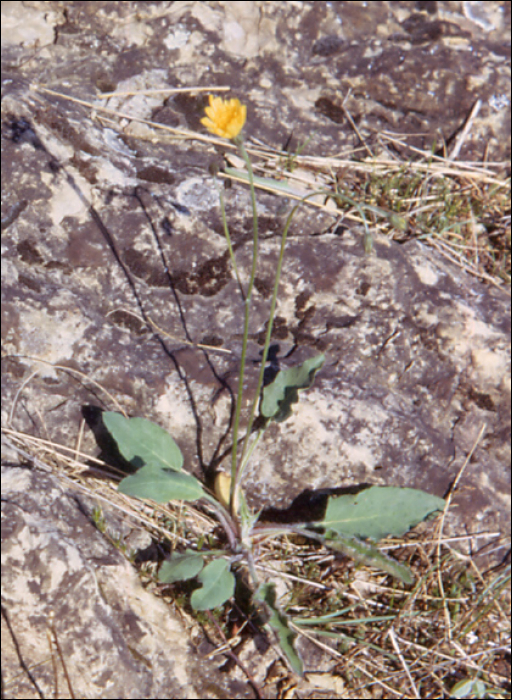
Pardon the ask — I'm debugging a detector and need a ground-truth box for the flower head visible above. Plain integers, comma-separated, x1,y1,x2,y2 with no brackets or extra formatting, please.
201,94,246,140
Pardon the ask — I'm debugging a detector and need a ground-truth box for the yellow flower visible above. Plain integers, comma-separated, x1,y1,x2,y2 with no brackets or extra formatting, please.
201,94,246,140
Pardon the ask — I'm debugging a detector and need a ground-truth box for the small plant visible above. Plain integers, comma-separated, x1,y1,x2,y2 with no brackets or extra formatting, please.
99,95,446,676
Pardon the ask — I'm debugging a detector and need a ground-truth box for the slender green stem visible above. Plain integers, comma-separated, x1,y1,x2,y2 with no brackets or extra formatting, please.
233,189,345,505
223,156,372,514
237,139,260,300
236,427,263,482
232,207,294,499
217,181,245,299
229,136,259,514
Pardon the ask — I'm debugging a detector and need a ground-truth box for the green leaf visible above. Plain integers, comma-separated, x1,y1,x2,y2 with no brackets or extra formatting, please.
158,550,205,584
190,558,235,611
255,582,303,676
261,354,325,422
322,531,413,584
103,412,183,471
118,466,204,503
450,678,489,699
322,486,445,541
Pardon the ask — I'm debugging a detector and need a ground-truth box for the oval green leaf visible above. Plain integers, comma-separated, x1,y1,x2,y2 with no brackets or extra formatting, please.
103,412,183,471
190,558,235,611
159,551,205,584
322,486,445,541
118,466,203,503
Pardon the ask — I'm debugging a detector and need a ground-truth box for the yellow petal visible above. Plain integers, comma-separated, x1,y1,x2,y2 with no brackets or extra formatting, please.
201,95,246,140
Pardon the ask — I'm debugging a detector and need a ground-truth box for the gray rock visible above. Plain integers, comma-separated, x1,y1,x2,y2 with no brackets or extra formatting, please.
1,1,510,696
1,465,243,699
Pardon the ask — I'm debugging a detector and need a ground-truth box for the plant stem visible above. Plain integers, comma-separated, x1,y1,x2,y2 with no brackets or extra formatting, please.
234,189,345,499
228,136,259,514
232,207,295,499
217,181,245,298
222,156,372,515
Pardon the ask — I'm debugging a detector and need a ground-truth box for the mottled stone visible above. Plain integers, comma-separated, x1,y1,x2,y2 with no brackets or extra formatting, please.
1,0,510,694
1,466,244,699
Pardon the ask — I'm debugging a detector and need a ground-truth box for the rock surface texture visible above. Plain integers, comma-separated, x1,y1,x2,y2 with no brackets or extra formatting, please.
2,465,241,699
2,1,510,698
